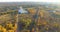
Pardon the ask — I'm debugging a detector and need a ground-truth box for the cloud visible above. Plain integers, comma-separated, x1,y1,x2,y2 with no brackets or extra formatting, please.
0,0,60,3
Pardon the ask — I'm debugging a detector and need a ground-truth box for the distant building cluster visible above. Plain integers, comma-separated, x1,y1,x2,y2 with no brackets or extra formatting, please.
18,7,28,14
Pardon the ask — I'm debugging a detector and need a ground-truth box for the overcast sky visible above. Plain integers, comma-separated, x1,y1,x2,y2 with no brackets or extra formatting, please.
0,0,60,3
